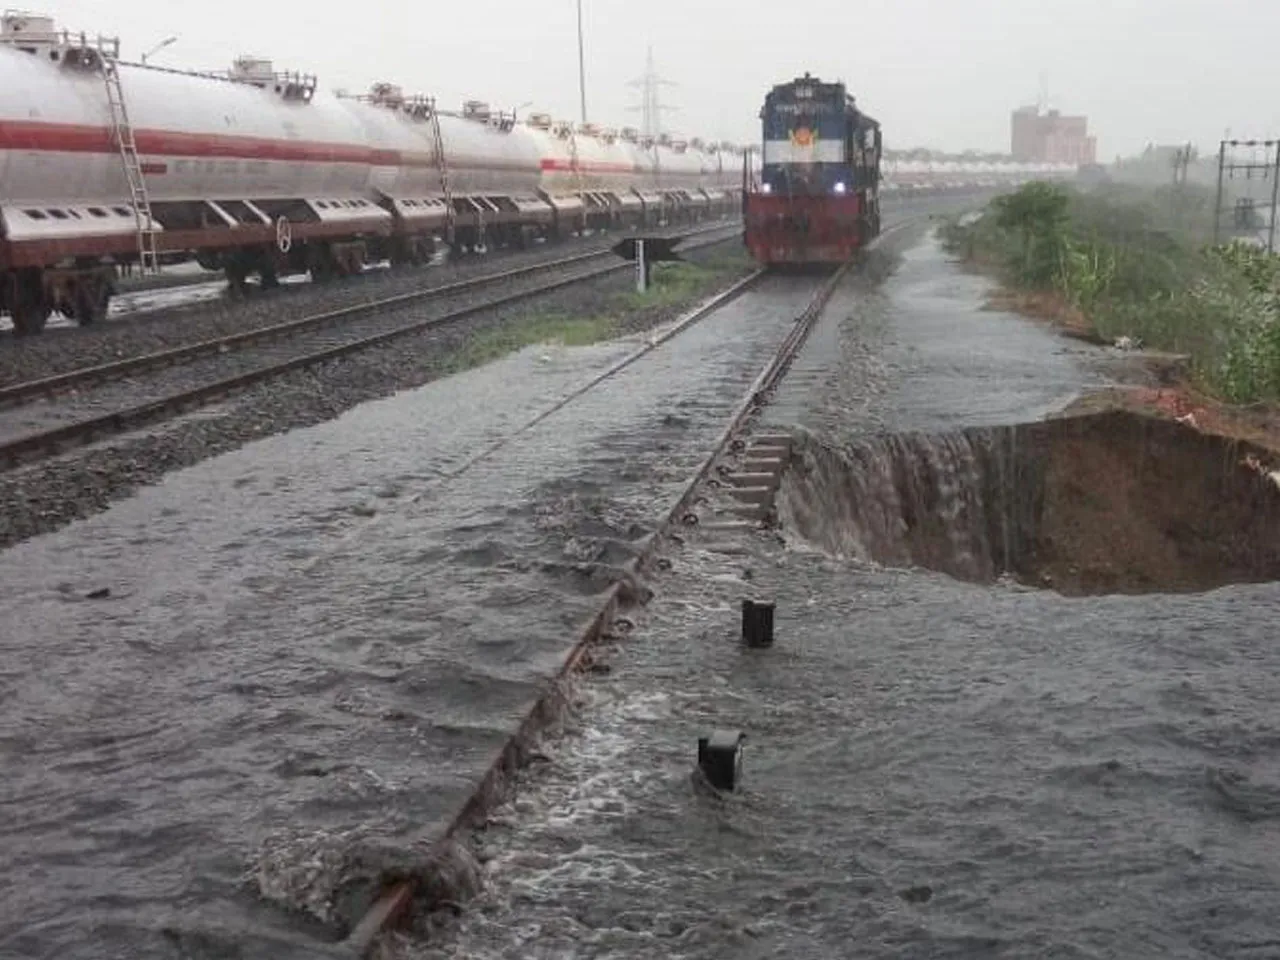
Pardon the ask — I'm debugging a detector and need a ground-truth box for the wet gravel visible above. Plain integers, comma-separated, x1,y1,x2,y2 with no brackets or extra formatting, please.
0,237,748,549
0,259,648,445
413,228,1280,959
0,222,735,386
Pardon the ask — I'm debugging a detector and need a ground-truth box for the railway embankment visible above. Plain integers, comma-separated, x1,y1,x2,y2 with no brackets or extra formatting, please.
940,181,1280,451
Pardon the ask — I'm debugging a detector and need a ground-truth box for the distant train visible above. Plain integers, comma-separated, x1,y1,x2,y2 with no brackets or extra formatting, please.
0,12,748,335
743,74,882,265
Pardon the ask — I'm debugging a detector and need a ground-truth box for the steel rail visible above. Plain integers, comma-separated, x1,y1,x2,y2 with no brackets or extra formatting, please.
0,226,744,471
342,256,856,957
0,221,741,410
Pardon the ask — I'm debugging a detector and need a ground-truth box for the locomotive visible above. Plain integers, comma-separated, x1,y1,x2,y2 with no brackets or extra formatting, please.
743,74,882,265
0,13,747,335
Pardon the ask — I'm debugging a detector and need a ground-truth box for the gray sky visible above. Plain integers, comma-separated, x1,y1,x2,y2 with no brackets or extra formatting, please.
40,0,1280,158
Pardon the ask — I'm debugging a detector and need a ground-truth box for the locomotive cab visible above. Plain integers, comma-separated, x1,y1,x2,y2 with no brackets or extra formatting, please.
744,73,883,266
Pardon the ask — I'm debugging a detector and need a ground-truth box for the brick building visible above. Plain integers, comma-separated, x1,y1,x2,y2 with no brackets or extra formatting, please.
1011,105,1096,165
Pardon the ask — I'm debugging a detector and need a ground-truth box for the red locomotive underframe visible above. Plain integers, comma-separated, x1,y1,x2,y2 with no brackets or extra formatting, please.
743,192,872,264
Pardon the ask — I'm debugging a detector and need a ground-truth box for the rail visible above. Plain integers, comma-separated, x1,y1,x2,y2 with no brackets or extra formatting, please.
0,223,743,469
343,254,855,955
0,222,740,410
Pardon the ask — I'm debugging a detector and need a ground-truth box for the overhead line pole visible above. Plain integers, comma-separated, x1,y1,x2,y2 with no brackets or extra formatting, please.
1213,140,1226,244
1269,141,1280,254
577,0,586,123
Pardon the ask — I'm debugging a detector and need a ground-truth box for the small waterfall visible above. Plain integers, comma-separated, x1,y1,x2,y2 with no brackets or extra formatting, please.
775,412,1280,596
779,425,1047,583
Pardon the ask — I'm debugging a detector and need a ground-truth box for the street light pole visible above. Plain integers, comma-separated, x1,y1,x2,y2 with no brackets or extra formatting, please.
576,0,586,123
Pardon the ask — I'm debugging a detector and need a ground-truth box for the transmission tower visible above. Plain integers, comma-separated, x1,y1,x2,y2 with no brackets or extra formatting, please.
627,46,678,136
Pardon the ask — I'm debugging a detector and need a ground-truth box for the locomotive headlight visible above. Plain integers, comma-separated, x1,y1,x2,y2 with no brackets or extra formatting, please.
761,182,773,194
833,181,847,194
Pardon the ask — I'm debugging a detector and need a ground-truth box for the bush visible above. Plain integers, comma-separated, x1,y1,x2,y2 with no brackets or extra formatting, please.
992,182,1070,287
943,183,1280,403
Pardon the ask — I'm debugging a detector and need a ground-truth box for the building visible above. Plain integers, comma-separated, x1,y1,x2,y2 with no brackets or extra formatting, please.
1010,105,1096,165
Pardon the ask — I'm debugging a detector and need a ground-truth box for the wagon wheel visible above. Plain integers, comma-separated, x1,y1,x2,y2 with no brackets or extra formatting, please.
275,216,293,255
73,277,110,326
9,270,49,336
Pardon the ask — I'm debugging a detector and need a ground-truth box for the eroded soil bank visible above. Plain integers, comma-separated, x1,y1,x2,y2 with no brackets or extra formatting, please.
778,409,1280,595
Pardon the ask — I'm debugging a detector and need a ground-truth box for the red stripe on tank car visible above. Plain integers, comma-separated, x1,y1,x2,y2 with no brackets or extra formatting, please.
539,158,639,175
0,120,528,173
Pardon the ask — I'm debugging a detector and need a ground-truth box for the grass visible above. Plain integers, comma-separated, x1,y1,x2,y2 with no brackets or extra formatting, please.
616,260,730,310
440,249,750,375
445,312,621,372
941,182,1280,404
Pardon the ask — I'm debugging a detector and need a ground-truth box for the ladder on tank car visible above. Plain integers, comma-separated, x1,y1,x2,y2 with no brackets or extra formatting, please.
427,99,456,247
567,127,586,234
101,57,160,274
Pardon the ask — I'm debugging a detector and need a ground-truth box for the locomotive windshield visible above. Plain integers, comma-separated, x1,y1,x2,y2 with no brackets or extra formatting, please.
758,76,880,196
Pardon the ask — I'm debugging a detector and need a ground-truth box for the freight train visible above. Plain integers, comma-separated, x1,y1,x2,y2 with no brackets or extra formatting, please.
743,74,882,265
0,13,748,336
881,154,1077,195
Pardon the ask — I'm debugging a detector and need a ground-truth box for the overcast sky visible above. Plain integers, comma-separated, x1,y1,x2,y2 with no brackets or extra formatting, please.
36,0,1280,158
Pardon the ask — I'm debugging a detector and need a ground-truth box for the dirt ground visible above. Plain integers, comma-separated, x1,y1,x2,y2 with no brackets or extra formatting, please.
985,287,1098,341
1027,412,1280,596
1062,384,1280,456
1009,285,1280,594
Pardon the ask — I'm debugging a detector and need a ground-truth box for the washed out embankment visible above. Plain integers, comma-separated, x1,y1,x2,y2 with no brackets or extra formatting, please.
777,410,1280,596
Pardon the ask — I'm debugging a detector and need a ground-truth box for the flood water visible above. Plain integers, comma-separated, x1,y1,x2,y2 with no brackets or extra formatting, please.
0,267,829,957
423,234,1280,959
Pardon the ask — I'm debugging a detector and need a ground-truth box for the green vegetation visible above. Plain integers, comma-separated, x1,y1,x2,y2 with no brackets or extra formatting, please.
617,260,729,310
441,251,749,375
943,183,1280,403
445,311,619,372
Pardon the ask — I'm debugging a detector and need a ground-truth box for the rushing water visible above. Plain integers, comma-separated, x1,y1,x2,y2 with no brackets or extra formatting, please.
777,413,1280,595
0,265,835,957
423,232,1280,959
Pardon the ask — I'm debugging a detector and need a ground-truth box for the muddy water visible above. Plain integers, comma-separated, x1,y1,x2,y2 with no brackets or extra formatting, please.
779,413,1280,595
431,232,1280,959
766,234,1112,436
0,274,827,958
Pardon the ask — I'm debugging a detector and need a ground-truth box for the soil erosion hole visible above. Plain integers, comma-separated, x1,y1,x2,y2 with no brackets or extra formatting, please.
777,411,1280,596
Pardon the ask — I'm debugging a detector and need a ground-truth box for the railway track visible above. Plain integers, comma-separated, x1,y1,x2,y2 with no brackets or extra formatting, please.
0,221,737,394
342,254,854,955
0,222,742,470
98,242,554,325
0,220,738,406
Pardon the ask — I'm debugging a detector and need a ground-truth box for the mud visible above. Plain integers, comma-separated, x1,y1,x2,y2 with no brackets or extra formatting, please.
779,410,1280,596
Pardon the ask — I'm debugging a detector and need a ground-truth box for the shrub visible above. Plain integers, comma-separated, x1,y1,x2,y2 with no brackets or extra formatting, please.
943,183,1280,402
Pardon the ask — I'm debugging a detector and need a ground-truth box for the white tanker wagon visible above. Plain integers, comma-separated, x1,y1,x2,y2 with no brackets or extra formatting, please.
879,152,1080,196
0,12,745,336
